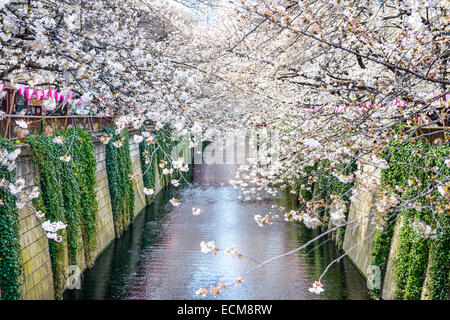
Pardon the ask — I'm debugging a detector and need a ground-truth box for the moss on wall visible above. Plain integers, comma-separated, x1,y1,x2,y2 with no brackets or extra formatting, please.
427,213,450,299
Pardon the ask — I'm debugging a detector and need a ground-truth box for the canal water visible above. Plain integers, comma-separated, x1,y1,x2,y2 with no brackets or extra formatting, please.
64,162,369,300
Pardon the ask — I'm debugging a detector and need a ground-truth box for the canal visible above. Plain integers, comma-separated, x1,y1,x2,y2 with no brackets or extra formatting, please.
64,162,370,300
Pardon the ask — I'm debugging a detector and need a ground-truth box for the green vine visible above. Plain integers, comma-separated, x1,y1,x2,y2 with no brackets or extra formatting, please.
26,134,67,299
103,127,134,238
427,213,450,299
370,214,396,297
0,138,23,300
314,160,355,202
62,129,98,266
375,137,450,300
26,128,98,299
296,164,315,202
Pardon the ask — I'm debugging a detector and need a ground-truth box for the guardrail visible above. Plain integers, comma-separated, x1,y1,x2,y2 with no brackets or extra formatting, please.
406,125,447,144
0,115,114,139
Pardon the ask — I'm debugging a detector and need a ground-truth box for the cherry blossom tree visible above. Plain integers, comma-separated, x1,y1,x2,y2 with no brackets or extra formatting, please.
1,0,449,298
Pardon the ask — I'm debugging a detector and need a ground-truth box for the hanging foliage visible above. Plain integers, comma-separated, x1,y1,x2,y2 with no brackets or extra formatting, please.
26,128,98,299
103,127,135,238
62,128,98,266
0,138,23,300
427,212,450,300
370,214,397,297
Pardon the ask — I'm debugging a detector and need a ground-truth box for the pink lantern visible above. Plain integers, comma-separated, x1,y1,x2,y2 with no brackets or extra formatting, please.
26,88,34,100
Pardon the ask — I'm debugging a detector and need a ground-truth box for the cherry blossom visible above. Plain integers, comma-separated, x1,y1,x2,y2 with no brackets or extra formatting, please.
0,0,448,298
308,281,325,295
200,241,218,255
143,188,154,196
53,136,64,145
59,155,71,162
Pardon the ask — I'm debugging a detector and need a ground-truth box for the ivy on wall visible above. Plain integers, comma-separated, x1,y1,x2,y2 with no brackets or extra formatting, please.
370,213,396,297
62,129,98,265
427,212,450,300
314,160,355,201
0,138,23,300
0,125,190,300
26,128,98,299
399,210,430,300
373,138,450,300
103,127,134,238
26,134,67,299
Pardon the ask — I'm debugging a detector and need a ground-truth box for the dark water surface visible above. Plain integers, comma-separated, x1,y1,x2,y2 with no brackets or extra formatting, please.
64,163,369,300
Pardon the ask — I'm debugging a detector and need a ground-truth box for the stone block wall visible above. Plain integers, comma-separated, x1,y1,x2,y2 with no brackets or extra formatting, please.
129,139,146,218
16,146,54,300
9,136,162,300
92,142,115,260
342,161,380,280
15,141,122,300
341,160,423,300
381,215,403,299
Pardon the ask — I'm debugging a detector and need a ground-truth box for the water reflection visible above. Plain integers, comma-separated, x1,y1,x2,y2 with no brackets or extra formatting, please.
64,163,369,300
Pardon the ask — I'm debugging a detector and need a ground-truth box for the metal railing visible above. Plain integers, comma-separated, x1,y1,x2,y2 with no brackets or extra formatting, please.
1,115,113,139
406,125,447,144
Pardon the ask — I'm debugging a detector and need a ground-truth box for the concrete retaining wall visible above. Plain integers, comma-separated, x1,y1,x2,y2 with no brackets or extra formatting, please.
340,159,406,299
11,135,168,300
129,139,146,217
342,161,380,280
92,142,115,260
16,146,54,300
340,159,435,300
